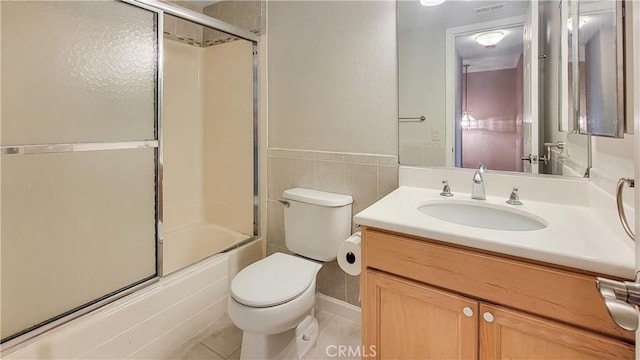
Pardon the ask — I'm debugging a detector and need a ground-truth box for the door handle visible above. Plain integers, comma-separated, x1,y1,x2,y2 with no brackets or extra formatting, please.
596,275,640,331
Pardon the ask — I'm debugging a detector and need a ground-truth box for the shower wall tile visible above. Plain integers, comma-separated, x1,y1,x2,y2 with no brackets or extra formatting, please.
235,1,255,31
165,2,204,46
164,0,265,48
164,14,177,36
256,2,265,31
204,4,218,18
176,17,203,44
214,1,237,24
203,1,266,46
266,148,398,307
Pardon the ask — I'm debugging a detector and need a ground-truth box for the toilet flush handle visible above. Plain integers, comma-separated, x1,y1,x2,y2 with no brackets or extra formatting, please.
278,199,290,208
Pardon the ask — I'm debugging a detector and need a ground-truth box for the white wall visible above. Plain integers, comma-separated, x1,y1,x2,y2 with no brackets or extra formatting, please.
267,1,397,155
265,1,398,306
398,25,447,165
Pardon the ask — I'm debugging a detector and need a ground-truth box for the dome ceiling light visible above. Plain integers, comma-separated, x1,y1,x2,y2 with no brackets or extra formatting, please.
567,17,587,31
420,0,447,7
474,31,506,48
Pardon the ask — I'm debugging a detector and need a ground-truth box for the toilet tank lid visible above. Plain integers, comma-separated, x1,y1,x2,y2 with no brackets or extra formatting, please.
283,188,353,207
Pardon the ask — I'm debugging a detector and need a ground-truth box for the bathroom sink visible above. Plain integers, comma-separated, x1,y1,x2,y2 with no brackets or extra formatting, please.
417,200,547,231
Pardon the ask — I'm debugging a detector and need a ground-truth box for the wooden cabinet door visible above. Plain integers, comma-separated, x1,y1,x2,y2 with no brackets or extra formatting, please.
479,303,634,359
364,269,478,359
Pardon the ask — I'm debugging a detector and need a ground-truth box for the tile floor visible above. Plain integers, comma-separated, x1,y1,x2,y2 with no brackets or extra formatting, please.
163,310,361,360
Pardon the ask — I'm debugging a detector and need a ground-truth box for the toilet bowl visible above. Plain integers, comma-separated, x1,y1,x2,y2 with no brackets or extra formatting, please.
227,188,353,360
228,253,321,359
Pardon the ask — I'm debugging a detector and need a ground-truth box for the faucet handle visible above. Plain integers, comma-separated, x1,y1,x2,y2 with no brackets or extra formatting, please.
440,180,454,197
506,187,523,205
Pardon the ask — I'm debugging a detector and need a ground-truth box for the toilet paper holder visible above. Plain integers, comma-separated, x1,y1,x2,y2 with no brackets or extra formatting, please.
346,252,356,264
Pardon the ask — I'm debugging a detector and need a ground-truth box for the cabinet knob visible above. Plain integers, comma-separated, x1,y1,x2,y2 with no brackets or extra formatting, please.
462,307,474,317
483,312,494,323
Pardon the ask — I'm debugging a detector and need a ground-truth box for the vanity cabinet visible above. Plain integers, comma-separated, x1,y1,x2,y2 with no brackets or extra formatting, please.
366,270,478,359
361,227,635,359
480,304,633,359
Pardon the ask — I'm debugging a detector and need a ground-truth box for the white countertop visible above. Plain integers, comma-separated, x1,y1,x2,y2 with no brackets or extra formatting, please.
354,186,635,278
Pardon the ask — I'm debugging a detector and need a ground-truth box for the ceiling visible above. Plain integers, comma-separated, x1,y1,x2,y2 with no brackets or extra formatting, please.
398,0,529,30
457,25,524,71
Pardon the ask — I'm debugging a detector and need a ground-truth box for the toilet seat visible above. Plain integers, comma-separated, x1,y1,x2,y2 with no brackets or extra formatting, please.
231,252,321,308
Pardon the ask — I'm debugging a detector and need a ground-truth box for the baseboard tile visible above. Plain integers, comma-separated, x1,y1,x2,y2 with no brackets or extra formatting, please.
315,293,361,324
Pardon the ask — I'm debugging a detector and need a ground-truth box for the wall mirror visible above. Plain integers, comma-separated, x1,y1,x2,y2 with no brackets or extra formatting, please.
398,0,627,177
570,0,626,137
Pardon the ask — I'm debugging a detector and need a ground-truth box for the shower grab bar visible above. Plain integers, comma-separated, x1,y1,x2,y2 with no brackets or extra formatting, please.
399,116,426,122
616,178,635,241
1,140,158,156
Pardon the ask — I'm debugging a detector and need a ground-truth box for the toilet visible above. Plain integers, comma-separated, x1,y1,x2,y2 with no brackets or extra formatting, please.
228,188,353,359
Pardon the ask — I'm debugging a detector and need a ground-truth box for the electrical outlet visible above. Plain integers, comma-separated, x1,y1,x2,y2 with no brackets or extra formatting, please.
431,128,441,141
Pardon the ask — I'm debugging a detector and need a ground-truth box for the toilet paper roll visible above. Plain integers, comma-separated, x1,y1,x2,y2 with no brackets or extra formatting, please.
337,231,361,276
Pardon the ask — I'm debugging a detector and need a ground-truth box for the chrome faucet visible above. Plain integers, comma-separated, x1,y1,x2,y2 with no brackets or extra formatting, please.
440,180,453,197
471,164,486,200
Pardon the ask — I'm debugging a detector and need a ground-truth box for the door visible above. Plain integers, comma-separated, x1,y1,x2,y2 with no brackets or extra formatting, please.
1,0,159,345
364,270,477,359
522,0,540,173
479,303,634,359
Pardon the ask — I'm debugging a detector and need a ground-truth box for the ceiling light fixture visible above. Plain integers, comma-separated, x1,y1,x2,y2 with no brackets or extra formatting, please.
420,0,447,7
567,18,587,31
474,31,506,48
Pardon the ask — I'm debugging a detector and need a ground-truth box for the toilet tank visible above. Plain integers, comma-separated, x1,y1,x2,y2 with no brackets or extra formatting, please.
282,188,353,262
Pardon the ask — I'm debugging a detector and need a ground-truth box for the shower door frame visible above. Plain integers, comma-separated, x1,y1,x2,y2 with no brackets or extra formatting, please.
0,0,260,353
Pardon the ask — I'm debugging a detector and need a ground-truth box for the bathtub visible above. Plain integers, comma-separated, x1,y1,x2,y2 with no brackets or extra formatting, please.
163,222,251,275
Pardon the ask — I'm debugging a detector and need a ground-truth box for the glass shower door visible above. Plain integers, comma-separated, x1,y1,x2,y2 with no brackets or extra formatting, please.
1,0,160,344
